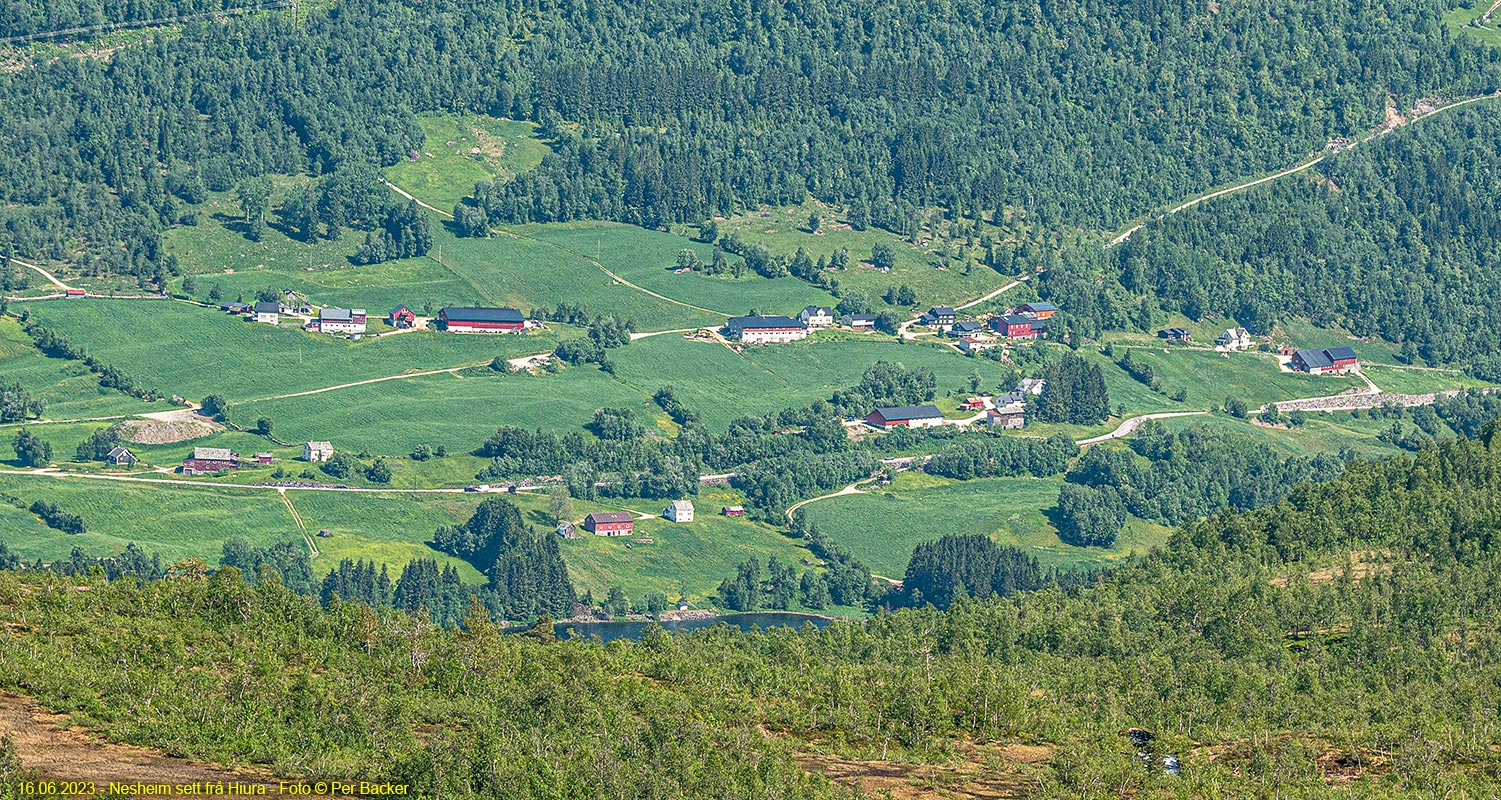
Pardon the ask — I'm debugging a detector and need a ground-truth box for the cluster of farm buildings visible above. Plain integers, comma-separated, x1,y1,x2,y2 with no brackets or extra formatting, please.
222,300,535,336
175,441,334,475
555,501,745,539
723,301,1057,345
1161,325,1360,375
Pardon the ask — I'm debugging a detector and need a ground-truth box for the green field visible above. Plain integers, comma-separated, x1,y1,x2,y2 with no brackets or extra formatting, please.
1361,365,1492,396
1116,346,1363,408
693,200,1020,308
22,299,570,403
385,115,551,211
0,317,160,420
800,471,1172,577
231,335,1021,450
517,222,832,316
1151,413,1405,459
1443,0,1501,46
0,472,824,607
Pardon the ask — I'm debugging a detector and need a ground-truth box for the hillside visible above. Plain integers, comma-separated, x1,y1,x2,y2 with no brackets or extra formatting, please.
5,437,1501,796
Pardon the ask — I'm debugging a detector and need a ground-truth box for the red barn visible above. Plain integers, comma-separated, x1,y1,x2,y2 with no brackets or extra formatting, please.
388,305,416,328
991,314,1045,339
182,447,238,475
438,306,527,333
866,405,944,429
722,505,745,517
584,511,635,536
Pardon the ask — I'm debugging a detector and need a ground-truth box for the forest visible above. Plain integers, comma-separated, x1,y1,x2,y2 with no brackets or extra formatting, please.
6,433,1501,796
2,0,1499,285
1040,104,1501,363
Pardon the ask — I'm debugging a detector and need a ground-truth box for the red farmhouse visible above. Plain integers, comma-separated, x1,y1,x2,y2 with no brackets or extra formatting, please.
438,306,527,333
388,305,416,328
584,511,635,536
991,314,1046,339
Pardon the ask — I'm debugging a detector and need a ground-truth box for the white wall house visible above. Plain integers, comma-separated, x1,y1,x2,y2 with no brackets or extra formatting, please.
664,500,695,522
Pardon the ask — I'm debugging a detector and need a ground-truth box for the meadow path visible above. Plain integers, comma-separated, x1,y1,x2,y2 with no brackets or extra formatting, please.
6,256,73,291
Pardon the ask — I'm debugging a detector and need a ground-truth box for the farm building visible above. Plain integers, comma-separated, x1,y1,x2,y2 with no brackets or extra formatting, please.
439,306,528,333
252,452,273,465
303,441,334,462
725,315,809,344
986,393,1028,429
840,313,876,329
316,308,367,334
920,306,957,330
991,314,1045,339
65,288,86,298
867,404,944,430
1017,302,1058,319
958,333,999,353
182,446,237,475
950,320,984,336
1216,327,1253,351
799,306,835,328
960,397,988,411
556,522,577,539
722,505,745,517
253,302,280,324
1017,378,1047,395
388,305,416,328
223,302,252,314
664,500,695,522
106,446,137,466
1290,346,1359,375
1159,327,1192,341
584,511,635,536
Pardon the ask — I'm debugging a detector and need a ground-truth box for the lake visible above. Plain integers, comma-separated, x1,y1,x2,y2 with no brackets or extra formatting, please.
513,612,841,643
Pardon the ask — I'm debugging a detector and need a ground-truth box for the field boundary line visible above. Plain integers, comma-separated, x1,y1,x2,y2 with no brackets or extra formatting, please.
278,489,319,557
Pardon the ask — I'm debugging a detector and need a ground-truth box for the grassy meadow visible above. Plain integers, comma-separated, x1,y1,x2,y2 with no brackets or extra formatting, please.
517,222,833,316
385,115,550,211
800,471,1172,577
22,299,570,403
0,317,161,420
690,199,1021,308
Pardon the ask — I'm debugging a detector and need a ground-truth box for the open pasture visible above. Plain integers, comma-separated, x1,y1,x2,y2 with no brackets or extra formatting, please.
800,472,1171,577
385,114,550,211
23,299,568,403
518,222,832,316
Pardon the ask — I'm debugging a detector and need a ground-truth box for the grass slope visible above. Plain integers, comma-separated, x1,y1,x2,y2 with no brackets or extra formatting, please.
0,317,159,420
385,115,550,211
801,472,1171,577
23,299,568,403
518,222,832,316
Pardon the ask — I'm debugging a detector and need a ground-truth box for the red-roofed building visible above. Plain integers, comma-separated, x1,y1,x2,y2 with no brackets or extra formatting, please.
584,511,634,536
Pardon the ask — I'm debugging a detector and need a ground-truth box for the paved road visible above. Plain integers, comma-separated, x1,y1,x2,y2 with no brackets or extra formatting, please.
1076,411,1210,446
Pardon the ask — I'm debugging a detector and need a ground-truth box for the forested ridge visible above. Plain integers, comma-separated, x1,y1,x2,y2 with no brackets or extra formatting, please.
2,0,1499,280
5,436,1501,795
1047,103,1501,362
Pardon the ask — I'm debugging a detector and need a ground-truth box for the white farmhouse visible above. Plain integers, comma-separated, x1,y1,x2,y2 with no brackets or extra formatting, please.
664,499,695,523
303,441,334,462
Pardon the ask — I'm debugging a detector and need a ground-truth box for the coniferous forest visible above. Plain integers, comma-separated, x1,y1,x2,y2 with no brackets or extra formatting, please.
2,0,1500,283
